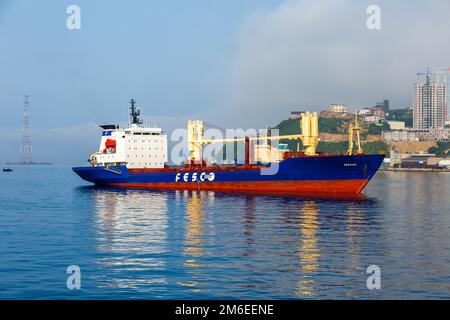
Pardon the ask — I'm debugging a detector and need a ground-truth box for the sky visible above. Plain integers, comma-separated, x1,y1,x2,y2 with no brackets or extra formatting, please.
0,0,449,165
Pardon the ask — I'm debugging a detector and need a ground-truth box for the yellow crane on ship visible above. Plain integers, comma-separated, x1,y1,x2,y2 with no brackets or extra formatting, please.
187,112,362,164
347,113,362,155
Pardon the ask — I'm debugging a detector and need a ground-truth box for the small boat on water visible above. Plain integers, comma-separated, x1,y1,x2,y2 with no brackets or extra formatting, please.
3,167,13,172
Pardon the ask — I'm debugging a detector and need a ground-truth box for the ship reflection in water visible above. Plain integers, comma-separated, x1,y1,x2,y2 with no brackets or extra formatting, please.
91,188,169,291
83,186,380,298
177,190,207,292
296,201,320,297
4,167,450,299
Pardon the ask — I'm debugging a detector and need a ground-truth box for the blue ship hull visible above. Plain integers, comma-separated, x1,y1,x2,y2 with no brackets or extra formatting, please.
73,154,384,195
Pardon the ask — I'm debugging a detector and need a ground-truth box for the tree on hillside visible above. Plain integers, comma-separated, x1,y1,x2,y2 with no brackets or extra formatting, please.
365,122,390,135
386,108,413,127
428,142,450,155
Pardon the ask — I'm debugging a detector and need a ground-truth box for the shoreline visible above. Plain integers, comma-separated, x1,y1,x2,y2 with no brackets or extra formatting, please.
380,167,450,172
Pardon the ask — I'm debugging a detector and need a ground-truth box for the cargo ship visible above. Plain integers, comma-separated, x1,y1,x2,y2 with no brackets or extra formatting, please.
73,99,384,195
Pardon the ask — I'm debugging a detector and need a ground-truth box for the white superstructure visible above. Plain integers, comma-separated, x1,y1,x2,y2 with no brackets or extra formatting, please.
89,100,168,169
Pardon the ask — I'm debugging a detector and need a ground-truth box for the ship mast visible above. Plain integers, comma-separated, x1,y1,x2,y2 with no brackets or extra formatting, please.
129,98,143,126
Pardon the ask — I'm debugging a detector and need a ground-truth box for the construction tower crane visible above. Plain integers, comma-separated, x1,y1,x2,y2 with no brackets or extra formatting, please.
432,67,450,83
416,67,450,83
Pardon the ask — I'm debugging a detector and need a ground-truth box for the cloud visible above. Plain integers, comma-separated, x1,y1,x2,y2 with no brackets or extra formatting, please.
216,0,450,128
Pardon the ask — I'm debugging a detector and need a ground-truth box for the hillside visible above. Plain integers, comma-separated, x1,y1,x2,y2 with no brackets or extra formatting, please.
275,117,350,135
428,142,450,155
276,116,390,136
387,141,437,154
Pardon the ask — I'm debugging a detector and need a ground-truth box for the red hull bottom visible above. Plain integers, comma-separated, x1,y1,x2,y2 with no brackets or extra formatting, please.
107,179,370,195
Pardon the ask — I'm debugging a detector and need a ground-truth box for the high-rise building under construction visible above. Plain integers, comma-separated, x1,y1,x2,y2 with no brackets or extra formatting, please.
413,69,448,129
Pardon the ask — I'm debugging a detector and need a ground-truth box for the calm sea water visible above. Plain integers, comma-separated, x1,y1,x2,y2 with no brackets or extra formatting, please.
0,165,450,299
